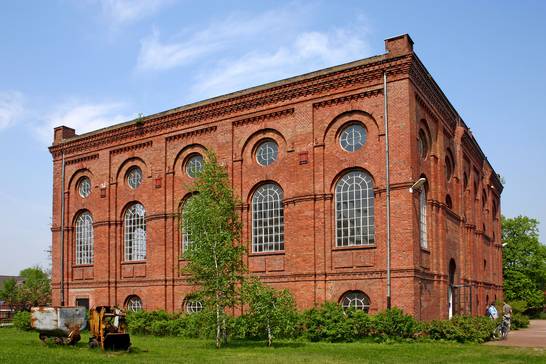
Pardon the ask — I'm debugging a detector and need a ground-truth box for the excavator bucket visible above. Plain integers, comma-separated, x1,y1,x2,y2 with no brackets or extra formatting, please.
102,333,131,351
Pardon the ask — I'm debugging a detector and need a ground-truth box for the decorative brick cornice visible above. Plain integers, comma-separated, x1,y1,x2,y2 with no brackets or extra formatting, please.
165,125,217,142
313,88,382,109
232,108,294,127
409,56,457,131
65,153,99,166
110,141,152,155
49,54,412,158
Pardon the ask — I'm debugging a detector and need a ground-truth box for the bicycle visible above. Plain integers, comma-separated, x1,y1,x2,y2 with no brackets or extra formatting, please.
492,315,511,340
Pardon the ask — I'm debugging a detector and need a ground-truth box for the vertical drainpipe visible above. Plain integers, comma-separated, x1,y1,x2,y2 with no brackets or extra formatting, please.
384,71,392,309
60,152,65,306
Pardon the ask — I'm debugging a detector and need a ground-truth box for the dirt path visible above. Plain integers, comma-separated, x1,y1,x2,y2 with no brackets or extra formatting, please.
485,320,546,348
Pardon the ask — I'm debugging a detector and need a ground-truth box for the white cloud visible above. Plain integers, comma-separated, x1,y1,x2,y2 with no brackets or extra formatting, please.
99,0,173,26
135,7,307,72
191,27,371,100
0,91,24,130
34,101,133,144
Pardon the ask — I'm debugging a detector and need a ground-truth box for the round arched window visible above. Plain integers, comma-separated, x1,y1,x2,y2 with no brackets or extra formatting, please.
127,167,143,189
186,154,204,178
340,291,370,312
78,177,91,198
256,140,278,166
339,123,366,152
418,129,428,159
184,298,203,314
445,155,453,181
126,295,143,312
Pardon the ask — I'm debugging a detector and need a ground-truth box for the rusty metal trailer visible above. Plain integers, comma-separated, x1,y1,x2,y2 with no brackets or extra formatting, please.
31,306,87,345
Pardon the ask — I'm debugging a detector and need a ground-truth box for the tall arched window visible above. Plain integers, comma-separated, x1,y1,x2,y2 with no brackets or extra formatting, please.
180,197,194,254
252,184,284,252
75,212,93,265
124,203,146,261
420,188,428,249
335,171,374,246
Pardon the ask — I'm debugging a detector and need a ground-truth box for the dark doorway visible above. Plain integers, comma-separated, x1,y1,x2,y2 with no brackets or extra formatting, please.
75,298,89,310
448,259,456,319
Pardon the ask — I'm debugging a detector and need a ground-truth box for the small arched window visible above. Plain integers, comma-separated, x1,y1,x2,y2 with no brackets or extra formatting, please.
185,154,204,178
252,184,284,252
445,194,453,209
445,153,454,182
256,140,278,166
419,188,428,249
125,295,142,312
339,123,367,152
418,129,429,159
75,212,93,265
335,171,374,246
340,291,370,313
78,177,91,198
183,297,203,314
124,203,146,261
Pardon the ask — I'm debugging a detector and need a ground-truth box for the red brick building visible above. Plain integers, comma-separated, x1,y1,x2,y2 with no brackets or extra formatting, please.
49,34,503,320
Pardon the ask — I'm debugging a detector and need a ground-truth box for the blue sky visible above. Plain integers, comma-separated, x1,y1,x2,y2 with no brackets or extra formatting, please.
0,1,545,275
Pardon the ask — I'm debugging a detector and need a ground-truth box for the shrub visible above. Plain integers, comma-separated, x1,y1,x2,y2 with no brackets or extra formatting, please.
425,316,496,343
373,308,418,339
13,311,32,331
302,302,357,342
511,312,530,330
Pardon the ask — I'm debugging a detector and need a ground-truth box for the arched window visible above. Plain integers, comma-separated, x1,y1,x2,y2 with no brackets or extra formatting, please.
420,188,428,249
252,184,284,252
256,140,278,166
78,177,91,198
339,123,367,152
180,196,194,254
125,295,142,312
183,297,203,314
340,291,370,312
124,203,146,261
75,212,93,265
418,129,429,159
185,154,204,178
126,167,143,189
335,171,374,246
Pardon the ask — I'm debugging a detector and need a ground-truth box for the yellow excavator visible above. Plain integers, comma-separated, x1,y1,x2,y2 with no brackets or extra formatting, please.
88,306,131,351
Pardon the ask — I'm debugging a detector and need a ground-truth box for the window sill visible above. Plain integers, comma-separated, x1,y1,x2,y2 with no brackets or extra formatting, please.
249,250,285,257
121,260,146,265
73,264,93,268
332,244,376,251
420,247,431,254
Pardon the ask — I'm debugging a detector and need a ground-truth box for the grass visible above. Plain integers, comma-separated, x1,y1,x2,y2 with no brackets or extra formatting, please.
1,327,545,364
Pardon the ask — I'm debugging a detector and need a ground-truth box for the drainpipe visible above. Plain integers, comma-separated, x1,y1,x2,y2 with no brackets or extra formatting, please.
384,71,392,309
60,152,65,306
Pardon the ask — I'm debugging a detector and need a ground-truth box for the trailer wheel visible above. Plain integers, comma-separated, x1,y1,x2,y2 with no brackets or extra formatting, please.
38,333,47,343
88,338,99,349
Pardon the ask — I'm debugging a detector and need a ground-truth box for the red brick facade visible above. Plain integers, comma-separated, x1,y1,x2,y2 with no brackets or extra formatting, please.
49,34,503,320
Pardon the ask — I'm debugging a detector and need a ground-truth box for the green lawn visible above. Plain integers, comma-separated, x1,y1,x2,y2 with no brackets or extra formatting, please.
1,327,545,364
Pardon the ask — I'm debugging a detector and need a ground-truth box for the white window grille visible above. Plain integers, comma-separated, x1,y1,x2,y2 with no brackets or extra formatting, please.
339,123,366,152
127,167,143,189
75,212,93,265
78,177,91,198
256,140,278,166
124,203,146,261
186,154,204,178
335,171,374,246
340,291,370,312
184,299,203,314
420,188,428,249
126,295,142,312
252,184,284,252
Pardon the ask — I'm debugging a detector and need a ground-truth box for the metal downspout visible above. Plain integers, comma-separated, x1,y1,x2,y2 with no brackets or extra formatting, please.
60,152,65,306
384,71,392,309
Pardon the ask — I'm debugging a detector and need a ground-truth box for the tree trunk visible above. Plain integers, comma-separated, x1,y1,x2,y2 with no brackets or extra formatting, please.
267,319,272,347
216,302,221,349
222,316,228,344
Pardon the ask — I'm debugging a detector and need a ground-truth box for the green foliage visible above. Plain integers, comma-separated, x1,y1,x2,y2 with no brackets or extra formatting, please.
502,216,546,310
511,312,530,330
126,310,216,338
425,316,496,343
0,267,50,311
372,308,418,339
12,311,31,331
182,151,246,348
240,278,299,345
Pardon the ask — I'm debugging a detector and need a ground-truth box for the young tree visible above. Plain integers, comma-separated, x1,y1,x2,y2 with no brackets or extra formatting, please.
502,215,546,309
242,277,298,347
0,278,20,310
182,151,246,349
18,267,51,309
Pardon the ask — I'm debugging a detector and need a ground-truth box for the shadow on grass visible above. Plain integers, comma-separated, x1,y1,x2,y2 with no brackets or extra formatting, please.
224,340,306,349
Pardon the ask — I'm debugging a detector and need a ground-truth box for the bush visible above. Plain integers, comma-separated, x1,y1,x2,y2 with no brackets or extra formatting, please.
373,308,418,339
13,311,32,331
425,316,496,343
302,302,356,342
126,309,217,338
511,312,530,330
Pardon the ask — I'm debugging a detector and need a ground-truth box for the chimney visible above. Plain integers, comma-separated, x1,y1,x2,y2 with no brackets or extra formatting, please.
53,126,76,144
385,34,414,57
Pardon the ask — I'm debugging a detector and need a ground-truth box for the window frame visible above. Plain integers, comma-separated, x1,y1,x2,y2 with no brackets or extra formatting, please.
127,167,143,189
419,187,428,249
251,183,285,253
75,211,94,265
78,177,91,198
124,203,147,261
125,295,143,312
340,291,370,313
339,123,367,152
255,139,279,166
